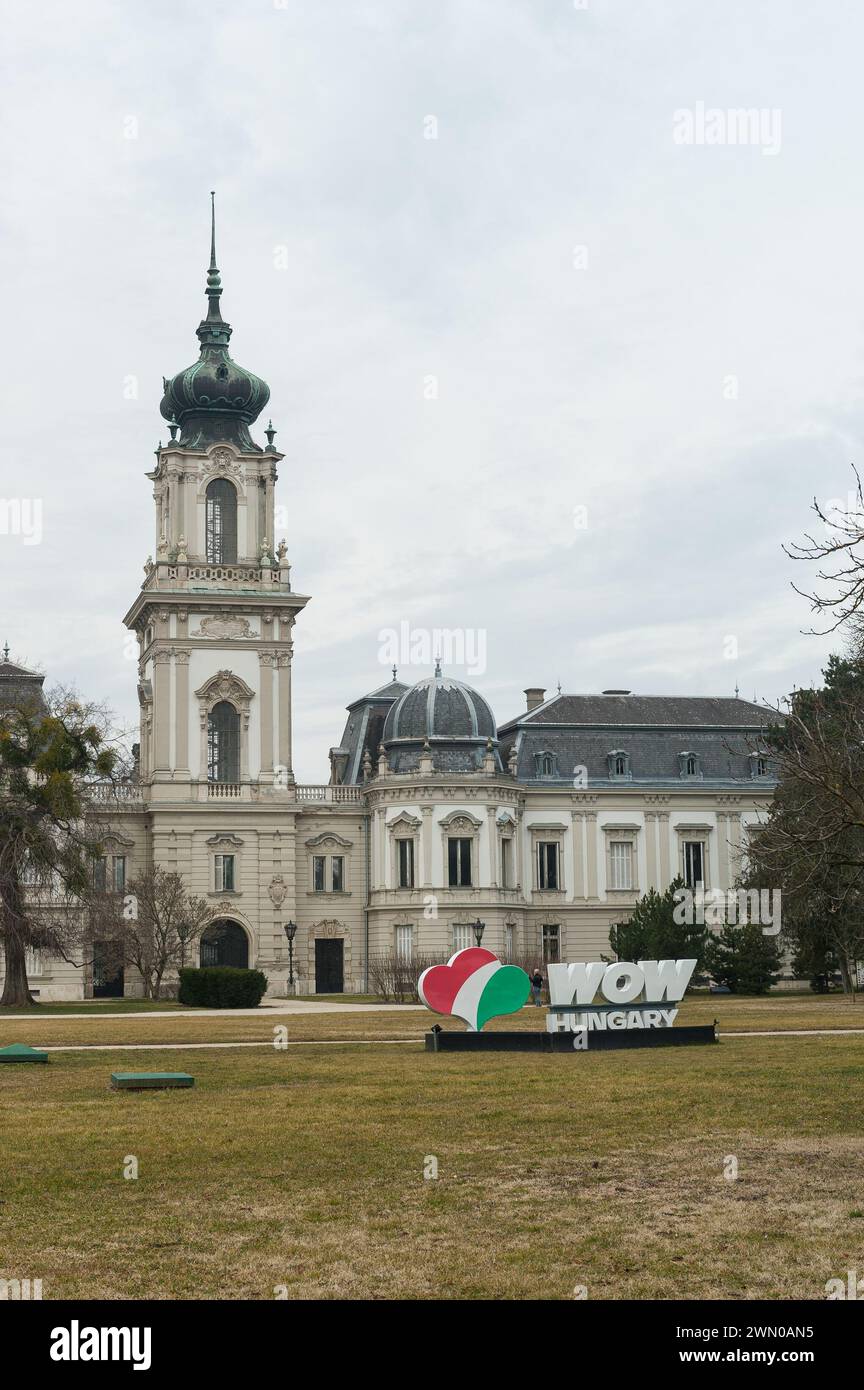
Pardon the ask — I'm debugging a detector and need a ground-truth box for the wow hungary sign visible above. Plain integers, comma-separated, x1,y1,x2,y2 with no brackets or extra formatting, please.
546,958,697,1033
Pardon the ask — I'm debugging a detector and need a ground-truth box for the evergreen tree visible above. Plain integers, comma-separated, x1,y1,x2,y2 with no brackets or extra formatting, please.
609,877,709,971
0,690,119,1006
704,923,782,995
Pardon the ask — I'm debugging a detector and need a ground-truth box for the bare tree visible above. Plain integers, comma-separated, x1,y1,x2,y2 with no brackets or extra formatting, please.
785,466,864,634
92,865,210,1000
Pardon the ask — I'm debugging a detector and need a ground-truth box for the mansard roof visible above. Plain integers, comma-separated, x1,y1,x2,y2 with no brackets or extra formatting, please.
499,691,771,731
335,676,410,785
0,652,47,712
498,691,777,788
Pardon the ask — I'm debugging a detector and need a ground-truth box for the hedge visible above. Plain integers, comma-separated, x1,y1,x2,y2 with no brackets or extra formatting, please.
178,966,268,1009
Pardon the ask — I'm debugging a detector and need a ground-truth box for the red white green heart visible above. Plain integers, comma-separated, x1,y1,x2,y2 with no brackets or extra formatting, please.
418,948,530,1031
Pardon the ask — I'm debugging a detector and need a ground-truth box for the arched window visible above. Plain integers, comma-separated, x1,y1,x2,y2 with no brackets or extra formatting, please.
200,920,249,968
205,478,237,564
614,754,627,776
207,701,240,783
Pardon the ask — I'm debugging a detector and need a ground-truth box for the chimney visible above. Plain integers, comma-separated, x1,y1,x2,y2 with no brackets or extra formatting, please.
524,687,546,712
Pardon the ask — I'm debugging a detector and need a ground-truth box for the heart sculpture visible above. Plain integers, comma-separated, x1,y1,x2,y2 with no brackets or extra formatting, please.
418,947,531,1031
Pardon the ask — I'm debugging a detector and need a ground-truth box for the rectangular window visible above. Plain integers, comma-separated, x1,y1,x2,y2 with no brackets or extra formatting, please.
501,838,512,889
682,841,705,889
397,839,414,889
331,856,344,893
448,837,472,887
215,854,235,893
113,856,126,893
538,841,559,890
504,923,514,962
395,924,413,960
453,922,473,952
313,856,326,892
542,924,560,965
93,857,107,892
609,841,632,890
25,948,43,978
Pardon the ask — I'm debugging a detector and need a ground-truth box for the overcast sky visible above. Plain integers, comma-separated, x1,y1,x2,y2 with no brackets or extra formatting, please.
2,0,862,780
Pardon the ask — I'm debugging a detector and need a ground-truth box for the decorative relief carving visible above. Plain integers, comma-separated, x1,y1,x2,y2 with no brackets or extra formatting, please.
191,615,257,641
305,832,353,849
200,449,244,488
268,875,287,907
311,920,344,939
205,833,244,848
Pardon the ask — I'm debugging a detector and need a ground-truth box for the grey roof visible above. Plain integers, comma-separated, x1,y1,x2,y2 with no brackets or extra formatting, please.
384,673,498,743
500,692,772,731
498,691,777,788
0,657,47,713
334,679,410,785
381,672,501,775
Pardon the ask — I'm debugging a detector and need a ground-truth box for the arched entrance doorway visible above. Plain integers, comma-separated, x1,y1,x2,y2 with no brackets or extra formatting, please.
200,919,249,969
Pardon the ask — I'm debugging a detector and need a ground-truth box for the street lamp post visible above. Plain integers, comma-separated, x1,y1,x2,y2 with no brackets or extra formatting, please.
472,918,485,948
283,920,298,993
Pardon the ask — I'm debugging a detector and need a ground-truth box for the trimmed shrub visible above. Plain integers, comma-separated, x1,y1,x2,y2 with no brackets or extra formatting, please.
178,966,268,1009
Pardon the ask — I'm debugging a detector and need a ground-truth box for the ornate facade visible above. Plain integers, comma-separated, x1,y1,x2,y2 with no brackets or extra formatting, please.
11,209,777,1000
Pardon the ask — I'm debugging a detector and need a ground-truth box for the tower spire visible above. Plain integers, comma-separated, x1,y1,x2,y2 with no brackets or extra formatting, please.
205,190,223,322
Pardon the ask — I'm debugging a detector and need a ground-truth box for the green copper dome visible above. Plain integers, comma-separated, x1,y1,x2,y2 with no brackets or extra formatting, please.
160,194,270,452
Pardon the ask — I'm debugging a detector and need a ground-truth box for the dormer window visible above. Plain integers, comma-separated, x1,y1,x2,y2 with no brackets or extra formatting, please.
534,751,557,777
749,752,770,779
608,750,631,780
679,751,702,779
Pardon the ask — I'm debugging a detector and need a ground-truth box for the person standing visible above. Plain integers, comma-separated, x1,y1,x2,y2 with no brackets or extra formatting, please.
530,967,543,1006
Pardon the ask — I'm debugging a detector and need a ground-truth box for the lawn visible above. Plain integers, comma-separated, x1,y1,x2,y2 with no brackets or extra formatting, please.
0,995,862,1300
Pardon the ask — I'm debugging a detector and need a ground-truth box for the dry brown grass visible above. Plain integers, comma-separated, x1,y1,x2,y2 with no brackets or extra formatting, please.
0,1008,862,1299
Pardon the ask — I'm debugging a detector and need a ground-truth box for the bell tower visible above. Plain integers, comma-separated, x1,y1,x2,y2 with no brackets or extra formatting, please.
123,195,309,806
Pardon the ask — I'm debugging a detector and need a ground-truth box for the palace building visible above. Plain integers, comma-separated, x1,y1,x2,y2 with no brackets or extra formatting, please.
5,210,777,1000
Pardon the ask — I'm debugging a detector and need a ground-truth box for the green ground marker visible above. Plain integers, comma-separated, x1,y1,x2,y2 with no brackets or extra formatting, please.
110,1072,194,1090
0,1044,48,1063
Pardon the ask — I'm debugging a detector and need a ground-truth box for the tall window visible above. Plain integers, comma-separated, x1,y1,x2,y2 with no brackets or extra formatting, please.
453,922,473,951
614,754,627,776
113,856,126,893
397,839,415,889
214,854,235,892
538,841,559,890
542,924,560,964
501,838,513,889
207,701,240,783
205,478,238,564
609,841,633,890
312,855,344,892
504,923,514,961
448,838,472,887
395,924,413,960
682,840,705,889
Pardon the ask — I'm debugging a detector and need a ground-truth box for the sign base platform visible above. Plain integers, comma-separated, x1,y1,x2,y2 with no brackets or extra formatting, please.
0,1043,49,1063
426,1025,717,1052
110,1072,194,1090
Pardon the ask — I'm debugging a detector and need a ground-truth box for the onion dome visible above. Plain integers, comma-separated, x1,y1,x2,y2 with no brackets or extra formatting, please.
160,193,270,452
382,663,500,773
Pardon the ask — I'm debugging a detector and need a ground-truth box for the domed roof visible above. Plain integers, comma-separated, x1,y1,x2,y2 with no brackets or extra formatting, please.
382,667,500,773
160,194,270,452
